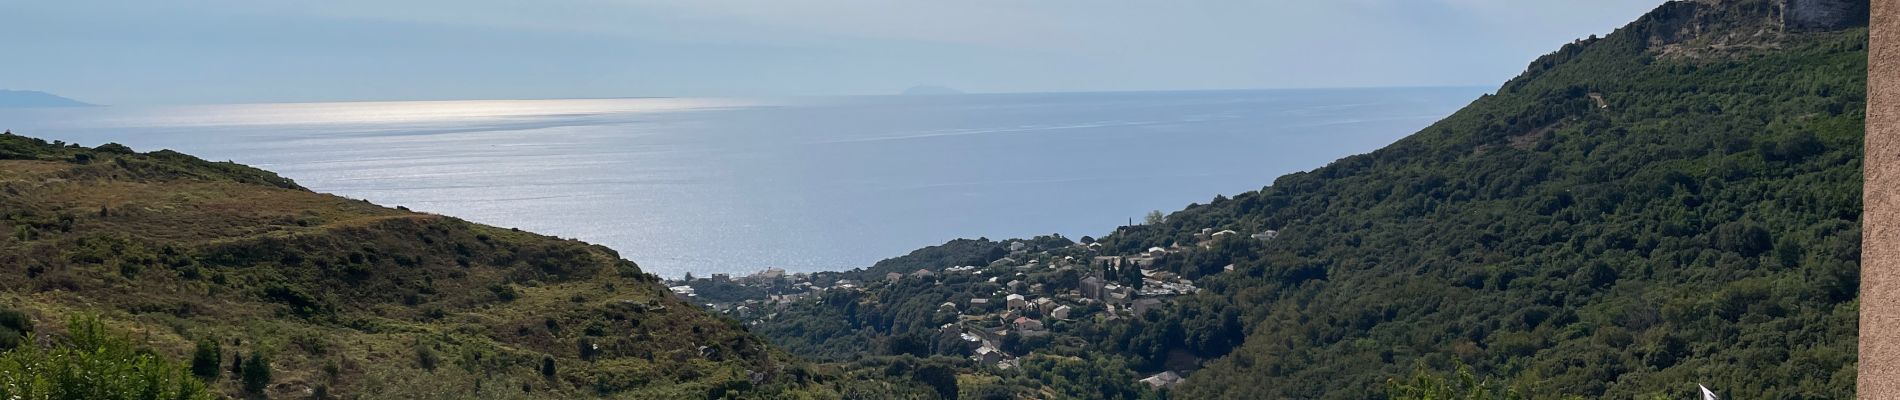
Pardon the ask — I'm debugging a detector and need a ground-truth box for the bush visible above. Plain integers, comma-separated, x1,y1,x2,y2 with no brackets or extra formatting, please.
416,343,439,372
190,339,222,381
0,308,30,351
0,315,212,400
93,143,135,154
241,352,272,394
490,284,519,302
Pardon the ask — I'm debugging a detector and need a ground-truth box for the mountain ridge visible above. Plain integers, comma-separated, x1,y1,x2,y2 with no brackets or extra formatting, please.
734,0,1868,398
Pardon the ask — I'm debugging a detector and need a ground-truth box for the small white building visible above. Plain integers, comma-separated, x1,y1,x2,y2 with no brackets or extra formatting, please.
668,285,696,297
1006,294,1027,310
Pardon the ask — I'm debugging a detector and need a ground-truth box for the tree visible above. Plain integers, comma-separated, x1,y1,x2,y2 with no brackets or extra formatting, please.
93,142,134,154
241,352,272,394
416,343,439,372
190,339,222,381
578,337,599,361
912,364,959,399
541,355,557,377
0,308,30,351
1144,210,1166,225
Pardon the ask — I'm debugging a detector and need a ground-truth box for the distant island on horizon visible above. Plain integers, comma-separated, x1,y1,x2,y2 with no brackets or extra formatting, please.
0,89,93,108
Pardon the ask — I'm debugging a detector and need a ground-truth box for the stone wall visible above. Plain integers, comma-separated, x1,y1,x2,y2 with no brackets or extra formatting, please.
1863,1,1897,398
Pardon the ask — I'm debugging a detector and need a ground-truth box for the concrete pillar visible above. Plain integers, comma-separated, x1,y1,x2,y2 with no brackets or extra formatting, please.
1864,1,1898,398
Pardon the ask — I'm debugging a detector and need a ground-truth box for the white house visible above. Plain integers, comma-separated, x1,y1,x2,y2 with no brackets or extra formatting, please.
668,286,696,297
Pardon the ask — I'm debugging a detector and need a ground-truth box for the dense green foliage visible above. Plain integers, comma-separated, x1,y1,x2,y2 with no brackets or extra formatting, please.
1384,366,1578,400
751,1,1867,398
188,339,221,381
241,351,272,394
1097,4,1866,399
1,0,1867,398
0,307,30,351
0,314,213,400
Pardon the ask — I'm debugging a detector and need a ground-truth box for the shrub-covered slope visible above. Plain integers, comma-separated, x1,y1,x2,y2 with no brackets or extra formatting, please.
1092,1,1865,398
746,0,1867,398
0,133,823,399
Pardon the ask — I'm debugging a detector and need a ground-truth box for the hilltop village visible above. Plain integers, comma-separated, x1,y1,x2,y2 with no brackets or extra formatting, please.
665,227,1277,389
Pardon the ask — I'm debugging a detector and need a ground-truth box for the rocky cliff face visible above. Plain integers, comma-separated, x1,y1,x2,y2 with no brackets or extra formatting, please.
1635,0,1866,59
1785,0,1870,32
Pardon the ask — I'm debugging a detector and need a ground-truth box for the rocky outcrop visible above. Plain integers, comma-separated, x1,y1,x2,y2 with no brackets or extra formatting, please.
1631,0,1867,59
1785,0,1870,32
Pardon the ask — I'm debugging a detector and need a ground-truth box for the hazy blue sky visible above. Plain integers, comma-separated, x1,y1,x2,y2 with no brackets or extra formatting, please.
3,0,1665,105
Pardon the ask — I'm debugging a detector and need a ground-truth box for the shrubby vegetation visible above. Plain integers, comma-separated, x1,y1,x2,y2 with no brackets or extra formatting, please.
0,307,30,351
752,1,1867,398
0,133,837,398
1099,4,1866,398
0,0,1865,397
0,313,212,400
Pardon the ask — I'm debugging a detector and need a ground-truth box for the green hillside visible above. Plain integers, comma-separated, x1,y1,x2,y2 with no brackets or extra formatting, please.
0,133,833,399
0,0,1866,398
742,0,1868,398
1106,1,1867,398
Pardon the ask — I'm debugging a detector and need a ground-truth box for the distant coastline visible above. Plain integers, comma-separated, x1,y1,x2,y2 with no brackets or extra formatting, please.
0,89,93,108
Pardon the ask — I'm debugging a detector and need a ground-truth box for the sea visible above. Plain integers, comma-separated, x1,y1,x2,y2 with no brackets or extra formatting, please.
0,88,1487,278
